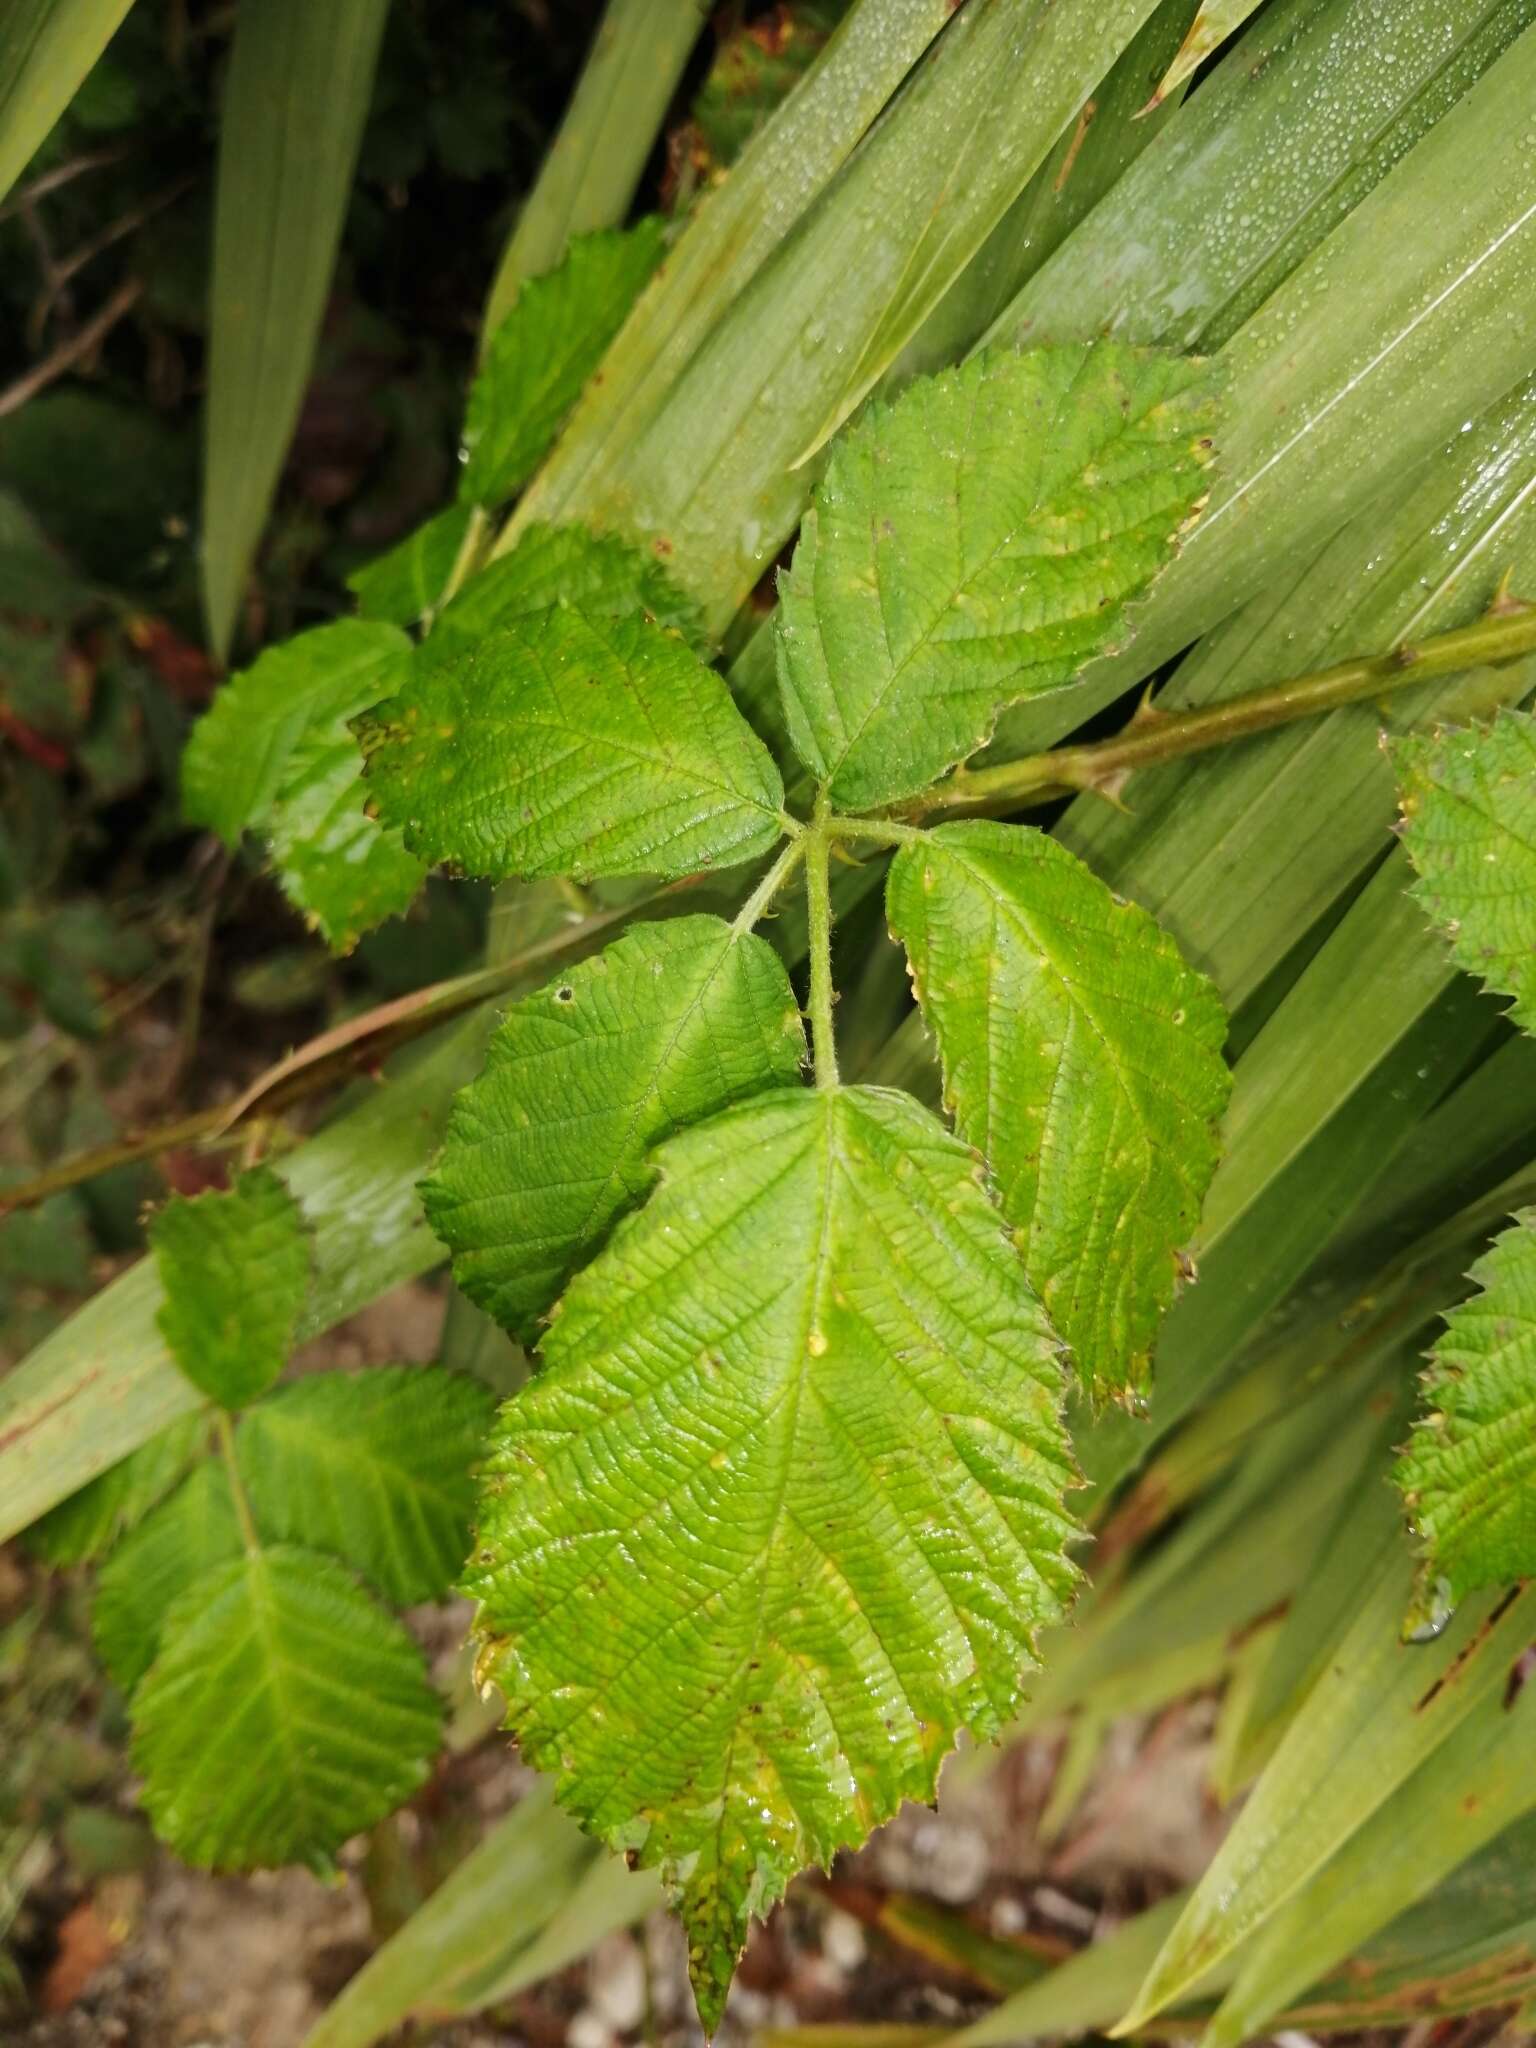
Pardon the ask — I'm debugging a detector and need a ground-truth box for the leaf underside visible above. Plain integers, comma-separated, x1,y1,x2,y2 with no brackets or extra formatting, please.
886,821,1230,1400
424,916,806,1345
467,1084,1078,2032
132,1545,442,1870
1396,1210,1536,1602
356,607,785,883
149,1165,311,1408
235,1365,497,1605
461,220,666,510
776,341,1218,810
1396,705,1536,1032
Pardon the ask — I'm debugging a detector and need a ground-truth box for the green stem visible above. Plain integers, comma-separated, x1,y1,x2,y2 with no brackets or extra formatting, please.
805,804,840,1090
732,831,808,935
215,1409,260,1555
909,599,1536,819
428,503,492,623
823,815,928,850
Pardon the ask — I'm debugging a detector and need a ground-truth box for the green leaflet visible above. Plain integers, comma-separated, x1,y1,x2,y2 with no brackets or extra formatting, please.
1396,1212,1536,1603
235,1366,496,1606
92,1462,242,1691
356,608,785,883
424,916,806,1345
149,1166,311,1409
182,619,426,952
775,342,1216,809
1397,704,1536,1032
132,1546,442,1871
428,520,708,661
462,222,667,509
349,505,477,626
29,1413,208,1567
886,822,1229,1400
468,1084,1078,2031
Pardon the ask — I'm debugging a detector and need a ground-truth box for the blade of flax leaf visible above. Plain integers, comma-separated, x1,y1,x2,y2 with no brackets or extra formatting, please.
984,1,1536,764
200,0,393,658
0,0,136,202
1148,1,1264,109
504,0,1169,628
481,0,709,343
1205,1659,1536,2042
1117,1566,1536,2029
890,0,1201,387
506,0,959,530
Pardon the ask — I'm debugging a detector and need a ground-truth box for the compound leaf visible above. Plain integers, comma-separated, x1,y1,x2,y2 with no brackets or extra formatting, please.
356,608,785,883
424,915,806,1344
132,1545,442,1870
150,1165,311,1409
348,504,476,626
461,221,666,509
92,1461,242,1691
1395,1211,1536,1604
430,521,708,662
182,618,425,950
1396,706,1536,1033
776,342,1217,810
468,1084,1078,2031
886,822,1229,1401
236,1365,496,1606
29,1413,209,1567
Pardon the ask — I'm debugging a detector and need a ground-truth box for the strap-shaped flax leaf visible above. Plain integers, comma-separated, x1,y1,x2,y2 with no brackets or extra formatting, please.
182,618,425,952
132,1545,442,1871
886,821,1229,1401
462,221,666,510
468,1084,1078,2031
424,916,806,1344
1396,705,1536,1033
775,341,1217,810
150,1166,311,1408
428,520,708,662
1396,1210,1536,1604
356,607,785,883
0,0,136,205
92,1461,241,1691
235,1365,496,1606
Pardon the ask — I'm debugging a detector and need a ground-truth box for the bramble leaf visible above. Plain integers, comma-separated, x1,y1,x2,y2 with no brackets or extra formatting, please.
1396,706,1536,1033
132,1545,442,1870
424,916,806,1344
92,1461,242,1691
468,1085,1078,2031
150,1165,311,1408
182,618,426,950
29,1414,209,1567
235,1365,496,1605
886,822,1229,1401
1396,1211,1536,1603
461,221,666,509
349,504,476,625
429,521,708,661
776,342,1217,809
356,608,785,883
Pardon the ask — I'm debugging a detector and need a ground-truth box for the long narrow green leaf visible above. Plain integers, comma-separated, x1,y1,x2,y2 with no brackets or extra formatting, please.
1117,1567,1536,2027
1207,1676,1536,2043
201,0,392,657
481,0,708,340
514,0,1166,628
0,0,136,203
